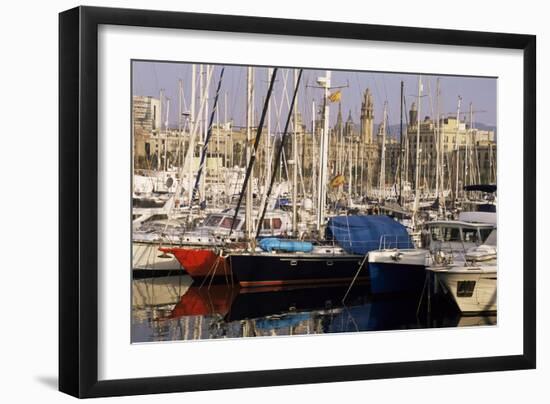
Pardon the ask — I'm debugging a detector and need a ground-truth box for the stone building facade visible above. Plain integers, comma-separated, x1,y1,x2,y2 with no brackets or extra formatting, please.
132,91,496,197
405,107,496,192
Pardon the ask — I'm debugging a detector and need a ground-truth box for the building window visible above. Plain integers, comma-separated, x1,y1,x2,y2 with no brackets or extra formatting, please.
145,142,151,159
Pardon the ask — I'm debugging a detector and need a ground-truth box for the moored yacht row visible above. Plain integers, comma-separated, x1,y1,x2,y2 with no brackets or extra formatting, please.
132,203,497,314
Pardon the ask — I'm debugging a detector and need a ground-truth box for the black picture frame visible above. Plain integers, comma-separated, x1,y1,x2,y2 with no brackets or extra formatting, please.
59,5,536,398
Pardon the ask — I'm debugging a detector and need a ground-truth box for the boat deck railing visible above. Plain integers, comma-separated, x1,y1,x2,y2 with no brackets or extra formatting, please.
378,234,415,250
313,235,412,253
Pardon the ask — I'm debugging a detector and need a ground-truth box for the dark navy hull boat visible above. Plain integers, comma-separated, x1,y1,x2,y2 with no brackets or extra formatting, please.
229,215,414,288
230,251,364,287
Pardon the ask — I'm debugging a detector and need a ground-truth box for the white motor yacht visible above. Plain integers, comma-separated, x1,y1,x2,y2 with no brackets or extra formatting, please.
427,228,497,314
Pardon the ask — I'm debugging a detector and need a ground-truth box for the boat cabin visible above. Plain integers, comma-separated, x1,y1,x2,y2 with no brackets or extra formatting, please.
424,220,495,252
181,210,293,244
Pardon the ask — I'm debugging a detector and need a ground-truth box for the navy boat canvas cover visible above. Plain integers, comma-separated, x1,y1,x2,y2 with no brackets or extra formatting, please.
326,215,413,255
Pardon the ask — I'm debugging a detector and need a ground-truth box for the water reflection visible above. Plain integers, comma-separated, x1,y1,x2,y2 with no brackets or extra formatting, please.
131,275,496,343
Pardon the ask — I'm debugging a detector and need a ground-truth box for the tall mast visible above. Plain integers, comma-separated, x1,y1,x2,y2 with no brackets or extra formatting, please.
292,69,299,236
439,82,446,212
158,88,164,172
355,139,359,196
338,116,344,195
316,71,330,231
266,68,273,192
200,65,210,205
178,80,183,134
469,102,480,186
464,102,472,187
435,78,441,203
404,97,409,185
215,99,220,208
245,66,254,239
336,103,342,175
311,99,317,208
412,75,422,228
379,101,387,202
187,65,196,205
199,65,211,207
198,65,205,202
454,96,462,206
224,91,228,169
164,97,170,171
348,118,353,207
399,81,404,206
178,79,183,168
229,117,234,169
360,139,364,198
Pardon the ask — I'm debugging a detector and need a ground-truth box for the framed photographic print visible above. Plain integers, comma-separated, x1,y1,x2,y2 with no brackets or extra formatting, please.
59,6,536,398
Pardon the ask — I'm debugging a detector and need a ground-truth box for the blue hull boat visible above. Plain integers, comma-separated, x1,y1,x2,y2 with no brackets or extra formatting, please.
368,262,426,294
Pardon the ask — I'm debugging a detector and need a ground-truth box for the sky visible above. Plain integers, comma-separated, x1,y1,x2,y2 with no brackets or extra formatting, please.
132,60,497,137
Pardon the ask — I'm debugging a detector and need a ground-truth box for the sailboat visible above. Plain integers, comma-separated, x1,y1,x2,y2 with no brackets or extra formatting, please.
159,207,293,281
226,70,415,288
159,66,280,283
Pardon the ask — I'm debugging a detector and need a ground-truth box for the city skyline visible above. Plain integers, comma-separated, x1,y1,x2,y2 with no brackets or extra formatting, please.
132,60,497,136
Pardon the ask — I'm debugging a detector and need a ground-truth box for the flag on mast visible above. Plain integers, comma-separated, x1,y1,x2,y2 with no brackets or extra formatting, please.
328,90,342,103
330,174,346,188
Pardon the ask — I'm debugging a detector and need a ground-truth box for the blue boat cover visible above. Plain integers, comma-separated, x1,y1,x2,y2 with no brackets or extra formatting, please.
259,238,314,253
325,215,413,255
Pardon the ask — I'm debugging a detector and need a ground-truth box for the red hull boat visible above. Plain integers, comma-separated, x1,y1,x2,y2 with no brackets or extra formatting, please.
159,247,230,280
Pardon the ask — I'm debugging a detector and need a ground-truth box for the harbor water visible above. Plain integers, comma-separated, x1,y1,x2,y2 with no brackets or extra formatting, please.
131,273,496,343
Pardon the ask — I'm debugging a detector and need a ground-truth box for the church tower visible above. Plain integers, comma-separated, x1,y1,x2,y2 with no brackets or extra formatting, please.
334,102,343,134
345,109,355,137
360,88,374,144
